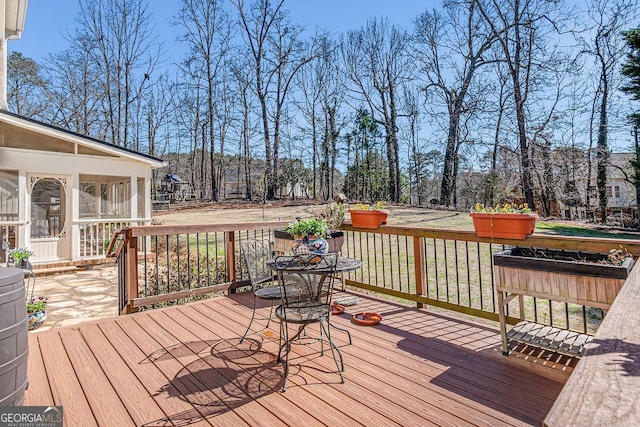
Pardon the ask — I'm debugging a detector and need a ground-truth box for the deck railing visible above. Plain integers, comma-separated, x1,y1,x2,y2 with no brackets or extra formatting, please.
340,224,640,333
110,221,289,314
111,221,640,334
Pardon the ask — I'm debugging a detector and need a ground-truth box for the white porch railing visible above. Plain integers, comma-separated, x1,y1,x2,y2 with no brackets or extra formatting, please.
0,222,20,264
76,219,150,259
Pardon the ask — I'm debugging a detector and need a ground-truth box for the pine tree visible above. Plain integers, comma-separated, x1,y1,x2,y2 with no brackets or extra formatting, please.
621,27,640,220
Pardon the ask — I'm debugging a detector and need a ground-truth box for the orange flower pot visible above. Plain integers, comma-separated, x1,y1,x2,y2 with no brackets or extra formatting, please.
349,210,388,229
470,212,537,240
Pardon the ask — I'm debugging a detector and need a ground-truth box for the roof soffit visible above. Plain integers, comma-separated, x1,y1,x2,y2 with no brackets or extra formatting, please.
0,112,164,167
4,0,28,37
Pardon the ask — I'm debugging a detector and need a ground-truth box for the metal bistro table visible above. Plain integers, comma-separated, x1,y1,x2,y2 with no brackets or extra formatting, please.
268,255,361,291
268,254,361,344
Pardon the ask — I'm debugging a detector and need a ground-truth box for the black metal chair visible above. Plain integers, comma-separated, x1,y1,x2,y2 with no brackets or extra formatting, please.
274,253,344,391
239,239,281,343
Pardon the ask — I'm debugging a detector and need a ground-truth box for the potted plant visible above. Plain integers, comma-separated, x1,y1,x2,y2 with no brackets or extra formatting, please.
27,296,47,330
274,203,348,254
348,201,388,230
470,203,537,240
8,247,34,268
282,216,330,254
316,202,347,253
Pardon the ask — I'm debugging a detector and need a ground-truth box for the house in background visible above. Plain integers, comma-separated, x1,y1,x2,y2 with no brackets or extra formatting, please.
0,1,164,265
558,152,637,223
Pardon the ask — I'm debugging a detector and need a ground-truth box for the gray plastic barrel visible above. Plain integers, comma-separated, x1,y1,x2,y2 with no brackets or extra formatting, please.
0,268,28,406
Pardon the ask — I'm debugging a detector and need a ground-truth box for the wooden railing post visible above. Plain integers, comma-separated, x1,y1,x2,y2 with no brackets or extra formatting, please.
225,231,236,293
125,229,139,314
414,236,426,308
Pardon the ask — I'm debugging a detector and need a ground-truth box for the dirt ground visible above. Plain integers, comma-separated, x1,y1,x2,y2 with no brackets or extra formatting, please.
152,201,475,230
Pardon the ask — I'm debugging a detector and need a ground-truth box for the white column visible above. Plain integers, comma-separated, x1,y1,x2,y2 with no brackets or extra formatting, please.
71,173,80,260
18,170,27,248
130,175,138,223
146,169,152,221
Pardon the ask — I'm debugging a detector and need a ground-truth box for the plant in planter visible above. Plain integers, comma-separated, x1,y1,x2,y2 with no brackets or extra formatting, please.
284,217,329,254
348,201,388,229
8,247,34,268
315,202,348,253
27,296,48,330
275,203,349,254
470,203,537,240
314,202,348,235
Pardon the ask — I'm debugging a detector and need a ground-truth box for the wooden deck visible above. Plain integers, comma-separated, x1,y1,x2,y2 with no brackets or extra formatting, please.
26,291,575,426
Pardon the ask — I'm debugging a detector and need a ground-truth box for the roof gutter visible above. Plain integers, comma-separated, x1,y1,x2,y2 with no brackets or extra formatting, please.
1,0,28,110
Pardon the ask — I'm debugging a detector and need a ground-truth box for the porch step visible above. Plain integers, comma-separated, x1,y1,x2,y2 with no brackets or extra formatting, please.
32,265,78,277
28,258,114,276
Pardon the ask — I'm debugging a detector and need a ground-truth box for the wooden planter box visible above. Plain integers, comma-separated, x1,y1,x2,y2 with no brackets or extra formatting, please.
273,230,345,254
494,248,634,308
493,247,635,356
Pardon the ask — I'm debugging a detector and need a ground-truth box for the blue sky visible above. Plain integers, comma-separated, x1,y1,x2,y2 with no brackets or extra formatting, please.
9,0,438,63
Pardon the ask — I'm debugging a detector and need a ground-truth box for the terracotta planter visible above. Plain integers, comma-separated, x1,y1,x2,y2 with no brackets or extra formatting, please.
352,312,382,325
349,210,388,230
470,212,537,240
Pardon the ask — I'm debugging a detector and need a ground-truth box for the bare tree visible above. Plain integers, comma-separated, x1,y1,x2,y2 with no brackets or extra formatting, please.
341,17,413,203
401,85,423,205
142,74,174,158
295,33,344,200
413,1,499,207
7,52,47,117
231,58,258,199
174,0,233,201
44,47,106,138
232,0,315,200
476,0,569,210
580,0,638,222
75,0,161,148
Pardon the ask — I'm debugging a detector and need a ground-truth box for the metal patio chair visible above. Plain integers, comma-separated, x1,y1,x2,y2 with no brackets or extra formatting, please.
274,252,344,391
239,239,281,343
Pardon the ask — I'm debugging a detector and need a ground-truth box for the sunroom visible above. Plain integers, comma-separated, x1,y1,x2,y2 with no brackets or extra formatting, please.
0,110,164,265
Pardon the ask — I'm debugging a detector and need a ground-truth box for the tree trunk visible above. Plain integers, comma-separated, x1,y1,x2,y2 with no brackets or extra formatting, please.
597,85,609,223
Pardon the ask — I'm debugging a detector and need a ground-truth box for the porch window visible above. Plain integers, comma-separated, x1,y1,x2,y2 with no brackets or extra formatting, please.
0,170,19,222
0,170,19,260
80,174,131,218
79,182,97,218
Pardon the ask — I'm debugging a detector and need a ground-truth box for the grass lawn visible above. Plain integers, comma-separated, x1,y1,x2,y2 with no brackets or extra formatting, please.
155,202,640,240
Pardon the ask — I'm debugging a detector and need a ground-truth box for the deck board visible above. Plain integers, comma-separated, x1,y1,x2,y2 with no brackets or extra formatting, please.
79,323,169,426
26,291,573,426
35,332,99,427
96,319,215,426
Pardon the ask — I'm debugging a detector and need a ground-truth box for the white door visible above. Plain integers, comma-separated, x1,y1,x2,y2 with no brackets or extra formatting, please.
28,175,71,261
